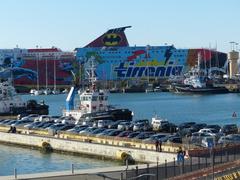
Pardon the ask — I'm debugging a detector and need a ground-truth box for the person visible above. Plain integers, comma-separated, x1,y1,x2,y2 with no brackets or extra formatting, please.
159,140,162,152
12,126,16,133
8,126,13,133
155,140,159,152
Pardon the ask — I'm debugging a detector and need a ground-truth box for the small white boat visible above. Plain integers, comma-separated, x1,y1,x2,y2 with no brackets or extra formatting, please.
52,89,60,95
62,89,68,94
43,88,52,95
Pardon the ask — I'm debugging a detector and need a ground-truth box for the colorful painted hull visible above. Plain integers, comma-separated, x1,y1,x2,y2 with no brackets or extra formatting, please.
76,47,227,80
0,48,75,89
76,27,227,81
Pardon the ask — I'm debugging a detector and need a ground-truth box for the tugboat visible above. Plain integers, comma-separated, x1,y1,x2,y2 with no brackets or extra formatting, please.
173,53,229,94
63,58,133,123
0,79,49,115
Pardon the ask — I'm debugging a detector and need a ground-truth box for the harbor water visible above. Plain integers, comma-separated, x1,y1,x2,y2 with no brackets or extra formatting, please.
22,92,240,126
1,92,240,176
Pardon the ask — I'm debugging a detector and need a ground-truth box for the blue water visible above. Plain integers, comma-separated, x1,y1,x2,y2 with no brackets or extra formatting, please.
22,92,240,126
0,144,120,176
1,92,240,176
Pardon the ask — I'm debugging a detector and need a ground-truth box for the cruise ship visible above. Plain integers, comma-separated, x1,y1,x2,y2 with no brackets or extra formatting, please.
0,47,75,92
75,26,227,82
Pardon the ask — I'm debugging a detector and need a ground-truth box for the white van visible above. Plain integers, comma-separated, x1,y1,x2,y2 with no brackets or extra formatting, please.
151,116,169,131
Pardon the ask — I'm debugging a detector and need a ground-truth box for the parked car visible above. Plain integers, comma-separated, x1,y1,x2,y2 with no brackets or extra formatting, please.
220,124,238,135
133,122,151,131
91,128,107,135
98,120,113,128
38,121,55,129
11,119,33,127
67,125,89,133
117,122,132,131
116,131,132,138
79,127,98,135
177,122,196,131
21,114,39,121
191,123,207,131
56,124,75,132
96,129,116,137
143,133,167,143
108,120,127,129
24,121,43,129
47,123,66,131
127,131,141,138
3,120,18,126
167,136,182,144
133,132,155,140
107,129,122,136
205,125,221,132
218,134,240,145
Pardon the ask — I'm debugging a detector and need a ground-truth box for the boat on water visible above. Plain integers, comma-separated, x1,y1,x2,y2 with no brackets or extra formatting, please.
62,58,133,123
173,53,229,94
0,79,49,115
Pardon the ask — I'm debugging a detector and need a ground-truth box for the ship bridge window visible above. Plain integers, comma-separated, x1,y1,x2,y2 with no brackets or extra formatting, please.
99,96,104,101
92,96,98,101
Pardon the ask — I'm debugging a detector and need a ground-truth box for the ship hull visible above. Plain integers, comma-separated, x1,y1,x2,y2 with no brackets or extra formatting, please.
69,108,133,122
174,85,229,94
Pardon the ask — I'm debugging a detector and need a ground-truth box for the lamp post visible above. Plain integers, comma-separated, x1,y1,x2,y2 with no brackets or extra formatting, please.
146,45,150,84
36,45,39,91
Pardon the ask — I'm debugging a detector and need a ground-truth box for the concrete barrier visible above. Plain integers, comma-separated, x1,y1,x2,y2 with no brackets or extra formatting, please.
0,131,176,163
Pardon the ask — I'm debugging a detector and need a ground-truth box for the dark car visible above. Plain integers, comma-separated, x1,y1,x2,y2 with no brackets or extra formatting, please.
108,120,127,129
133,132,155,140
205,125,221,132
116,131,132,138
107,130,122,136
143,133,167,143
57,124,75,132
48,123,66,131
96,129,115,137
168,137,182,144
177,122,196,131
91,128,107,135
127,131,141,138
161,123,177,133
220,124,238,135
191,123,207,131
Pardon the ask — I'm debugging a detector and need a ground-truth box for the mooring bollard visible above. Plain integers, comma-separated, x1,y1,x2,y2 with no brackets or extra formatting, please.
14,168,17,179
71,163,74,174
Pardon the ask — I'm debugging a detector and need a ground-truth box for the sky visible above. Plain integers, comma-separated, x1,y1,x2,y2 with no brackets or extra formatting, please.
0,0,239,53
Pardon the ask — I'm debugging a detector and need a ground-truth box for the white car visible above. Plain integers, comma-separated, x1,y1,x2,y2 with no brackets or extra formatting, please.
198,128,218,136
21,114,39,121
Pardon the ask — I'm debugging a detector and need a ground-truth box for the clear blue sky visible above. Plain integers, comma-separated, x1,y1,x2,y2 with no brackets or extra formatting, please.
0,0,239,53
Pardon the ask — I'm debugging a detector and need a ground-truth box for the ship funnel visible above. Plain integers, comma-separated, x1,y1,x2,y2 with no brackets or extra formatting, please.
66,87,76,111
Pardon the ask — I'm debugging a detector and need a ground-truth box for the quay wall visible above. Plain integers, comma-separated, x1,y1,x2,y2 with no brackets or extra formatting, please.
0,131,176,163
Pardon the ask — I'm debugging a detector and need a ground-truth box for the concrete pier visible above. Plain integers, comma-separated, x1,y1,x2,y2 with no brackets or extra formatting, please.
0,131,176,163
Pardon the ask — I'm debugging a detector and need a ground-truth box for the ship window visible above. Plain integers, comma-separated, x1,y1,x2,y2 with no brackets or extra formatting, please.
92,96,98,101
104,96,108,100
99,96,104,101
